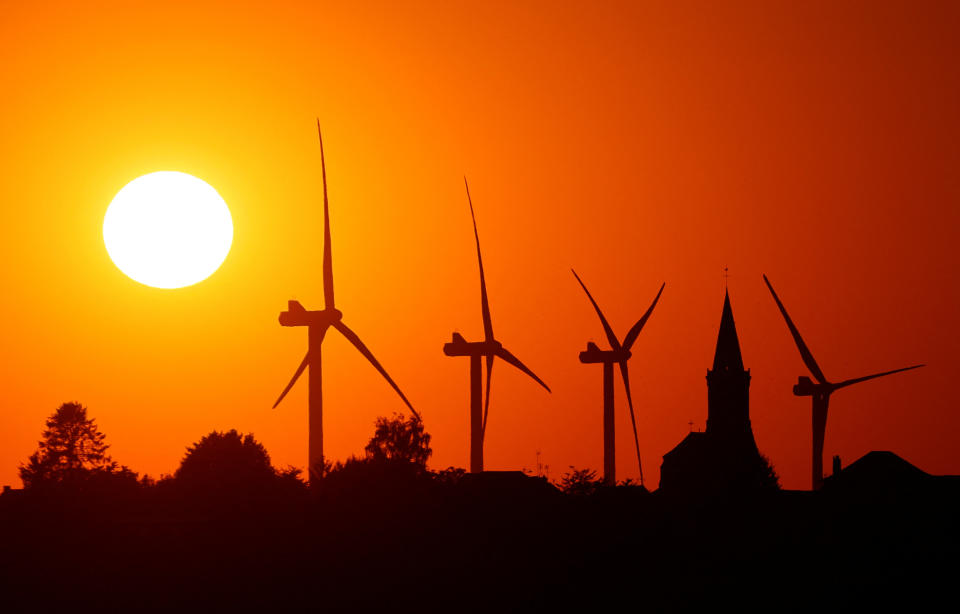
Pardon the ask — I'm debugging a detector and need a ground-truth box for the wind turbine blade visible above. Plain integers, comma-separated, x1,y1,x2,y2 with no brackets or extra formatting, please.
318,120,335,310
762,274,829,385
481,354,494,443
332,320,420,419
465,178,494,342
623,282,665,351
833,364,925,391
273,352,310,408
571,269,621,351
495,346,551,393
618,361,644,486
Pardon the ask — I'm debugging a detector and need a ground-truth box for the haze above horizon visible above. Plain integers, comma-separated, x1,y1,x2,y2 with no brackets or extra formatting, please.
0,1,955,489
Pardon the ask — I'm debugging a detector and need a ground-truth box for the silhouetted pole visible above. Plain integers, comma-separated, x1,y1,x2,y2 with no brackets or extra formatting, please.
470,354,483,473
812,394,828,490
762,274,924,492
572,272,663,488
602,361,615,486
277,301,417,487
444,333,548,474
445,336,508,474
277,304,340,486
445,181,550,474
308,325,325,482
580,343,626,487
272,126,418,488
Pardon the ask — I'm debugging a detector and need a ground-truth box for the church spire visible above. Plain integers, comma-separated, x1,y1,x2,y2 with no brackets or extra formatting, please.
712,289,744,372
706,288,753,440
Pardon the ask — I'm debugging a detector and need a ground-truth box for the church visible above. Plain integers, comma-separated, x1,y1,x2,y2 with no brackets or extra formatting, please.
659,290,778,494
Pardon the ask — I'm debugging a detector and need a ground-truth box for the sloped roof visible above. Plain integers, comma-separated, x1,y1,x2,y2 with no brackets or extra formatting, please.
662,431,709,460
827,451,929,486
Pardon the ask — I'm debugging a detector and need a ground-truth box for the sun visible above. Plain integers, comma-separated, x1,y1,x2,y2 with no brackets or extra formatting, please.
103,171,234,289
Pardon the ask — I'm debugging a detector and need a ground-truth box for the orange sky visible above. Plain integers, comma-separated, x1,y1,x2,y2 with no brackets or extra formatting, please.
0,0,957,490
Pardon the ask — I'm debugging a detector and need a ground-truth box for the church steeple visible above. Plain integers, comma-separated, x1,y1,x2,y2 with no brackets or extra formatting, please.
658,286,777,494
706,289,754,440
712,290,744,372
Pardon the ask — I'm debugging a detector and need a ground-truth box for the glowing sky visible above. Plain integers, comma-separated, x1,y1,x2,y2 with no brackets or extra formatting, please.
0,1,956,489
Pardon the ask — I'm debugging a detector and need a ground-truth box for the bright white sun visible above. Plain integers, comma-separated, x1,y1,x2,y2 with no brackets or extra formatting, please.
103,171,233,289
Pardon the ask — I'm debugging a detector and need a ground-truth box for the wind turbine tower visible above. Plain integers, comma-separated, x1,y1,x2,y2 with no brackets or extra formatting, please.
273,122,419,484
762,274,924,490
573,270,664,487
444,179,551,473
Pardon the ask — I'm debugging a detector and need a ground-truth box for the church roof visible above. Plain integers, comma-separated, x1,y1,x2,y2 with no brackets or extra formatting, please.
662,431,709,460
712,290,745,372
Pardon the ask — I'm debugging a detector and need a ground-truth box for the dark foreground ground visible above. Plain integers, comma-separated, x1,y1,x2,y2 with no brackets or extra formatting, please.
1,466,957,612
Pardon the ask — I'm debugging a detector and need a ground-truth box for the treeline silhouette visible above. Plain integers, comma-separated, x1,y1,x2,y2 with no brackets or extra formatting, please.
1,403,957,611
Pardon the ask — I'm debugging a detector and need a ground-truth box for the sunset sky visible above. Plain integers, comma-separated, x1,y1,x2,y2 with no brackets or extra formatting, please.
1,1,957,490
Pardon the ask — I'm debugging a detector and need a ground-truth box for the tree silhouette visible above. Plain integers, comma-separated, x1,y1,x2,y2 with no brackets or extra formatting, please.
757,453,781,491
174,430,281,491
364,413,432,467
19,402,130,488
557,466,604,496
317,416,436,504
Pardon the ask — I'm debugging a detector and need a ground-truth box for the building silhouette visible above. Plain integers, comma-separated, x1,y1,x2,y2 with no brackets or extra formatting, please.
659,290,777,494
822,450,960,500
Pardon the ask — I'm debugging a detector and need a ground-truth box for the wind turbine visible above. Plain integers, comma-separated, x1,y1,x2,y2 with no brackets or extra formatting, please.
762,274,924,490
273,122,419,484
443,179,551,474
573,270,664,487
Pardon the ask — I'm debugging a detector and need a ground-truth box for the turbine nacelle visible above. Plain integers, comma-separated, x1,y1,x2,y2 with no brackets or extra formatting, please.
793,375,819,397
443,333,503,357
279,301,343,327
579,342,631,364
